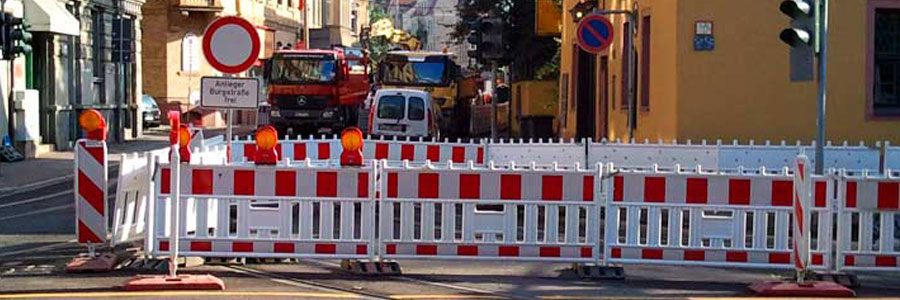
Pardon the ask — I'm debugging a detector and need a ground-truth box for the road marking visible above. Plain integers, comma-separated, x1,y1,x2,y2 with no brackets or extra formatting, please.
391,295,505,299
227,265,385,299
0,175,73,195
0,205,71,222
0,240,77,258
0,190,72,209
0,291,361,299
305,260,513,299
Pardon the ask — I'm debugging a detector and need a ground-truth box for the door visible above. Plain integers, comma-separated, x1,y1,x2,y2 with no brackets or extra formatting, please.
575,48,596,140
405,95,428,136
373,94,407,135
598,56,609,139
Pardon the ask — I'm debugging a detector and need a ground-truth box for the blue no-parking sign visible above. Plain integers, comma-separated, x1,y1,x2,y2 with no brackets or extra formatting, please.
577,15,614,54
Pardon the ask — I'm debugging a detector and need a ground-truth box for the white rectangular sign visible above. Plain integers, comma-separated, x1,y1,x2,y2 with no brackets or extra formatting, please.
200,77,260,109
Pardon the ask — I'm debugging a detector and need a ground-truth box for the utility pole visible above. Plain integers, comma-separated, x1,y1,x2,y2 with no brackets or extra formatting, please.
814,0,828,175
779,0,827,174
489,64,497,140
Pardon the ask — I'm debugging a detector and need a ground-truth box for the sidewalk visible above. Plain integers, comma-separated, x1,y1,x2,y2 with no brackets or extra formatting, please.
0,126,252,193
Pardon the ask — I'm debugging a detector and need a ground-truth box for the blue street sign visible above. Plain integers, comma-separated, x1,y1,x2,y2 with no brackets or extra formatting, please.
577,15,615,54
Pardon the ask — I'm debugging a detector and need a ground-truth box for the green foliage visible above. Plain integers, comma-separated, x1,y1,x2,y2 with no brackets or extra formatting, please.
367,4,393,69
535,38,561,80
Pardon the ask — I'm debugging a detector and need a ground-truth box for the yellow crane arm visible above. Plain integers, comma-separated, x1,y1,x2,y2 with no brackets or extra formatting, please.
369,18,421,51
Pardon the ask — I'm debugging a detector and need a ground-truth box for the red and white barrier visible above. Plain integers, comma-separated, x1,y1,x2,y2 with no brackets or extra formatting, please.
111,152,159,247
234,137,342,163
149,162,377,259
366,140,484,165
232,136,485,165
378,161,602,262
74,139,109,249
836,171,900,271
604,166,834,270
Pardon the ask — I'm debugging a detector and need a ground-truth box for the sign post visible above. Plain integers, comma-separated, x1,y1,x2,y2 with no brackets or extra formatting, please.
578,12,636,139
201,16,262,162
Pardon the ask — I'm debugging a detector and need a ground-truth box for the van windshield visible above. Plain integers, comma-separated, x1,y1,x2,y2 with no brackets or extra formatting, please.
377,95,406,120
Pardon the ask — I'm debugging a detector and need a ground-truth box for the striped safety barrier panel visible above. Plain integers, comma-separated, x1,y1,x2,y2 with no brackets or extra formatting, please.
75,139,109,246
378,161,603,262
836,170,900,271
149,163,377,259
604,167,834,270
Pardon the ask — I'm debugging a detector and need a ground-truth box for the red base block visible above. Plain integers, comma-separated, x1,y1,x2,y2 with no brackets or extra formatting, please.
65,253,117,273
122,274,225,291
748,280,855,297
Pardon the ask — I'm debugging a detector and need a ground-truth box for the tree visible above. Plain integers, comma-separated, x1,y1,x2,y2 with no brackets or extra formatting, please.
450,0,560,81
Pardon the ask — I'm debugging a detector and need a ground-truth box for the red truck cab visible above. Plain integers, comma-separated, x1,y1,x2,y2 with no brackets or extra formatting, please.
264,48,369,135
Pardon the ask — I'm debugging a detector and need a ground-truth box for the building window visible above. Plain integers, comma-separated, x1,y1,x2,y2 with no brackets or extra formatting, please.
874,8,900,116
91,8,103,78
182,34,200,72
640,15,651,110
322,0,330,25
351,9,358,33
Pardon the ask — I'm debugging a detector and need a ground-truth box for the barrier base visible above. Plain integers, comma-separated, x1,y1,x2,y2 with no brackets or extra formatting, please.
573,263,625,280
748,280,855,297
803,272,861,288
122,274,225,291
340,259,402,276
205,257,246,265
65,253,118,273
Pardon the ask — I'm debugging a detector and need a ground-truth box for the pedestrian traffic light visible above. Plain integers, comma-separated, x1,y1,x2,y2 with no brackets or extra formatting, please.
2,12,32,60
779,0,815,81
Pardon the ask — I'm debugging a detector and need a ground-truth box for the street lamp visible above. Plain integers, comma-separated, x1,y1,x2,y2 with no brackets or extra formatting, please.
569,0,598,22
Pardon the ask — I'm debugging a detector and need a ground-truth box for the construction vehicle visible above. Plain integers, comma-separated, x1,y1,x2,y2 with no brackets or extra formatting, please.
263,47,370,135
368,18,422,51
375,51,478,137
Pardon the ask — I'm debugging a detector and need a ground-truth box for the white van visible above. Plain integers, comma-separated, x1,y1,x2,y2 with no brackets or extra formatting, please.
369,89,441,138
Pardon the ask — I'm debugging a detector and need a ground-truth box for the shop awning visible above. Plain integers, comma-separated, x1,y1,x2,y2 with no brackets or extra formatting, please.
24,0,79,36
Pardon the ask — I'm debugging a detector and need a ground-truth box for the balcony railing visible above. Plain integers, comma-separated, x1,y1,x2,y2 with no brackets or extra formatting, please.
172,0,223,11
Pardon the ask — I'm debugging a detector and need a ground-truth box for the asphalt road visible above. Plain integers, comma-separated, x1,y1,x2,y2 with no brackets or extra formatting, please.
1,130,900,299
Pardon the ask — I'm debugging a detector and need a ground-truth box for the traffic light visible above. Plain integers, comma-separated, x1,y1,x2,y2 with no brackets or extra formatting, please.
480,18,504,61
466,26,482,62
779,0,815,82
2,12,32,60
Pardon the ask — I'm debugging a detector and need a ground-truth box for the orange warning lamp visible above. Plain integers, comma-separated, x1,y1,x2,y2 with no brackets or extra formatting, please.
167,111,191,163
254,125,279,165
178,124,192,163
168,111,181,146
78,109,107,141
340,127,364,166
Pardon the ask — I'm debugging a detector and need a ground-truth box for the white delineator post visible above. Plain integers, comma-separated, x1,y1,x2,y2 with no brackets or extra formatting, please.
792,155,812,283
74,139,109,257
168,135,181,278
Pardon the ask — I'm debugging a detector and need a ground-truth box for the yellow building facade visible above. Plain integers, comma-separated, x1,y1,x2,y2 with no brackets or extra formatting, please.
559,0,900,144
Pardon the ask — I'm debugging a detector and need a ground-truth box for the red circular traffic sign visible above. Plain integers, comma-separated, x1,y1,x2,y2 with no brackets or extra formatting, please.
576,15,614,54
202,16,261,74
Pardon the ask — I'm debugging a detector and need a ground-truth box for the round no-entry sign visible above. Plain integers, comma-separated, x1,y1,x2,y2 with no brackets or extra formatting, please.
577,15,614,54
202,16,261,74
